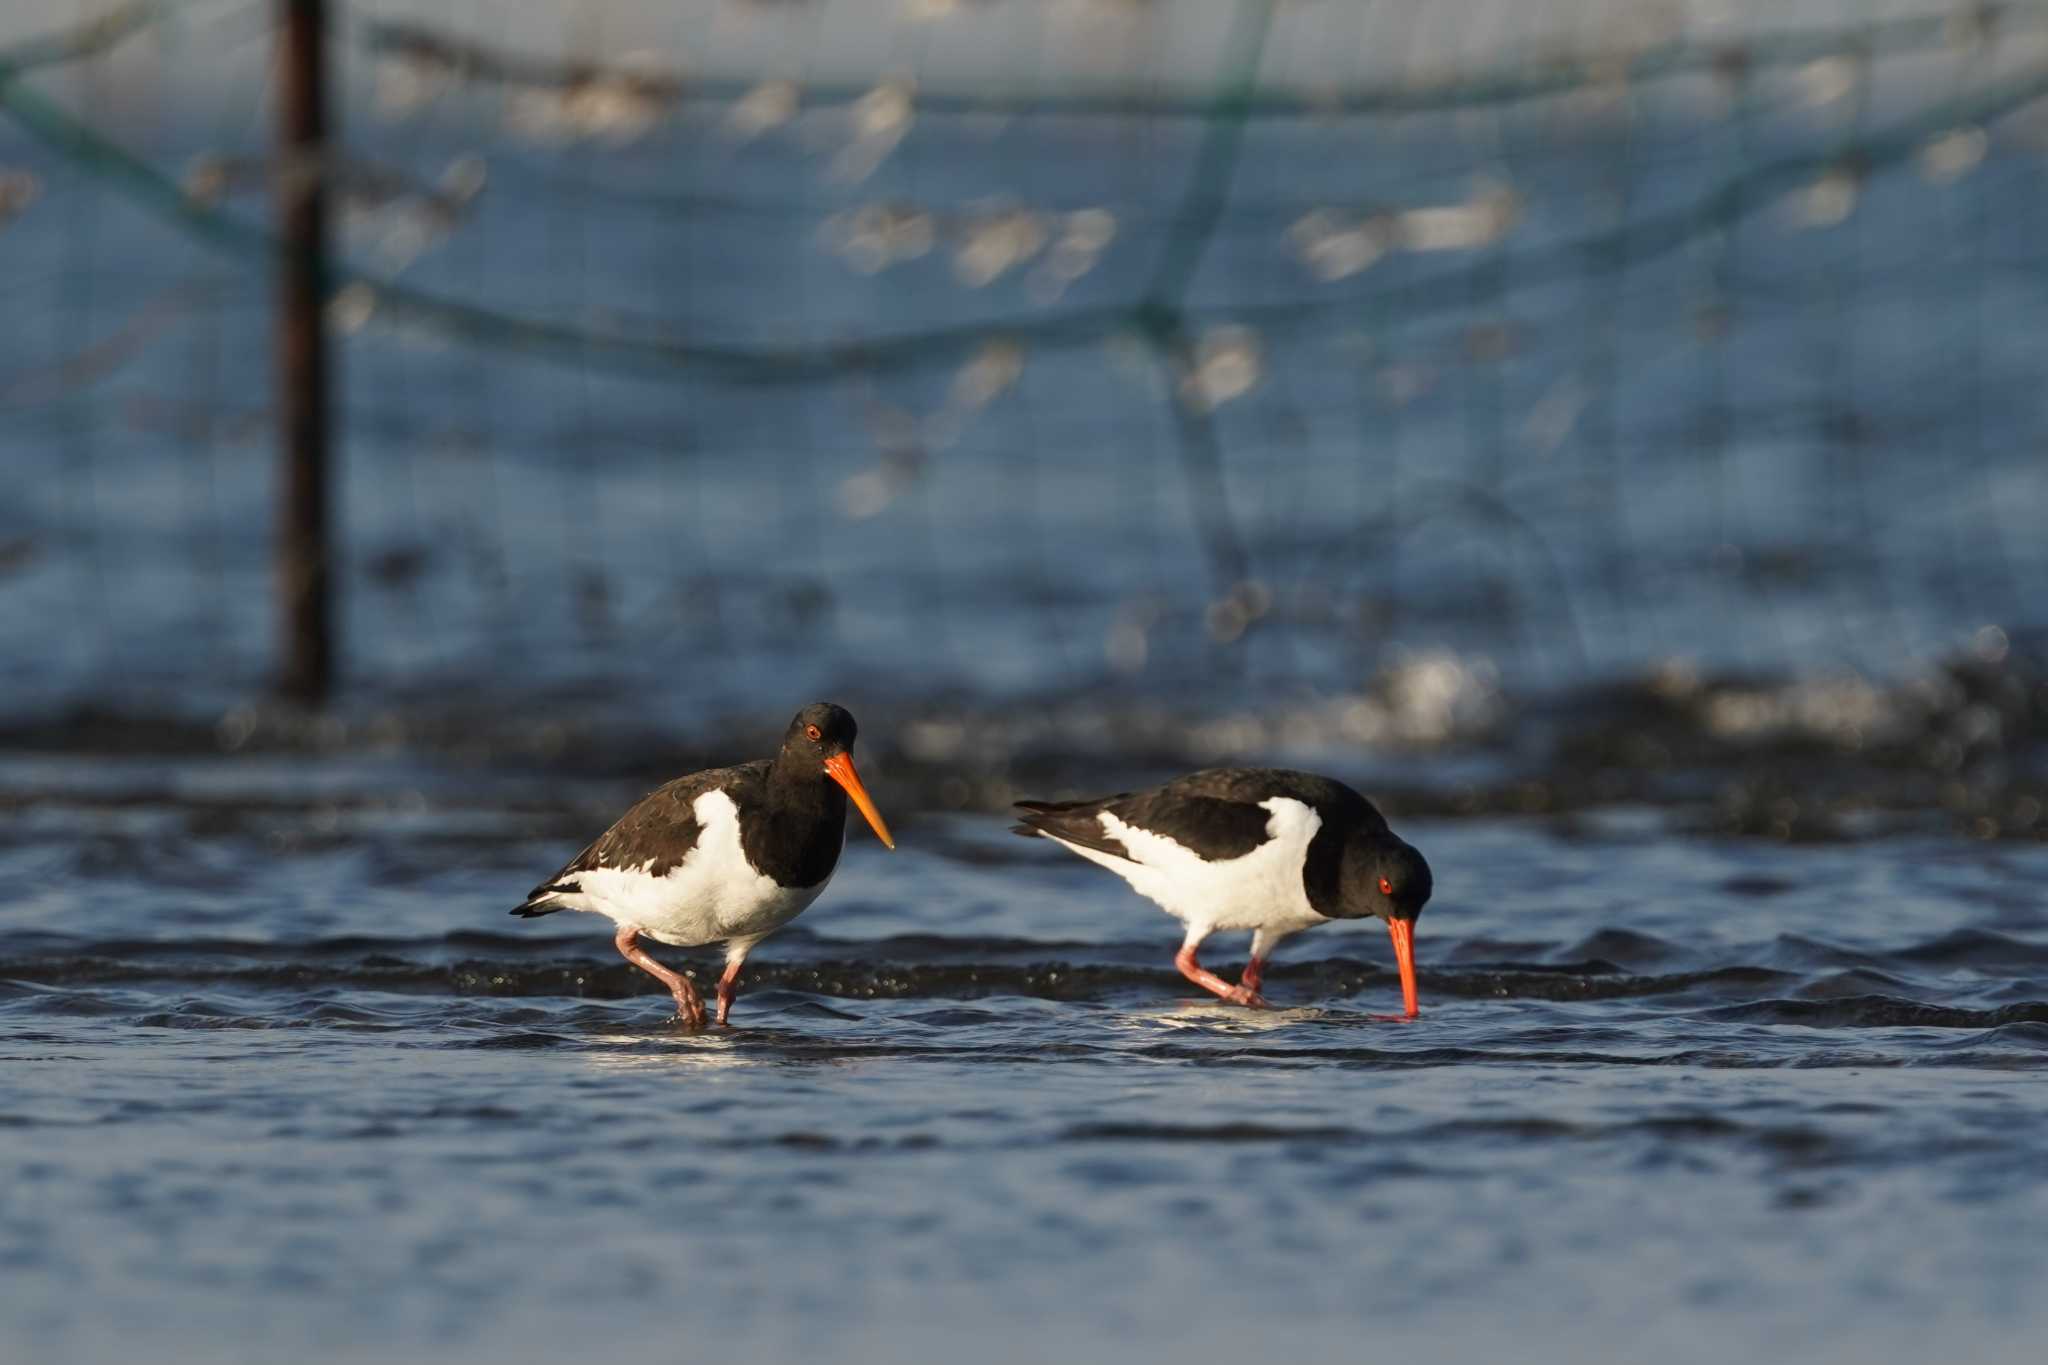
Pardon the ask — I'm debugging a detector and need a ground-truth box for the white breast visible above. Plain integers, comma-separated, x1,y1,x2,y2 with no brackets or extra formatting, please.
559,788,831,949
1048,796,1330,938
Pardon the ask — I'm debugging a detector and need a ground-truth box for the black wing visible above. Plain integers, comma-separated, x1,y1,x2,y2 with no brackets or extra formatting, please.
1152,768,1384,824
511,762,765,916
1012,767,1387,864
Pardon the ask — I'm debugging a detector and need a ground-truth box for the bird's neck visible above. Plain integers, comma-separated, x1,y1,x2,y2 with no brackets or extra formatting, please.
767,750,842,820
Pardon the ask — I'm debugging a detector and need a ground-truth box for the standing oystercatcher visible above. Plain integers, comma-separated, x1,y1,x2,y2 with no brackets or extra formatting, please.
513,703,894,1027
1013,768,1430,1015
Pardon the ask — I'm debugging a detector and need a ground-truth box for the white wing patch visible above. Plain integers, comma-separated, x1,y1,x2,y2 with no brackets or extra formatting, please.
551,788,830,949
1048,796,1330,941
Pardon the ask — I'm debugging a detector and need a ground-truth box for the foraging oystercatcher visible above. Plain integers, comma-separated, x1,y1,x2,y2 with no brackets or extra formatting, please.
1013,768,1430,1015
512,703,894,1027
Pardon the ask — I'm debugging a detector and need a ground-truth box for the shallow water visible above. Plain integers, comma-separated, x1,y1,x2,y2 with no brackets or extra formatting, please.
5,764,2047,1363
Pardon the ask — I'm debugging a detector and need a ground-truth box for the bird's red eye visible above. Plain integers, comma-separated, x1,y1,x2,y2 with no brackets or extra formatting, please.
806,724,822,741
1379,877,1394,896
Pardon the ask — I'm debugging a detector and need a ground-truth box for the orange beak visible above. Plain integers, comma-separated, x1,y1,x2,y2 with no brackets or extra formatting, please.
823,752,895,849
1386,917,1419,1019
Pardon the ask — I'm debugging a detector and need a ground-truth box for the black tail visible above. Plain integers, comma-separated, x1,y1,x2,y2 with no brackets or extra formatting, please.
509,902,563,918
1011,797,1076,838
1010,798,1057,839
1011,796,1132,861
509,879,579,918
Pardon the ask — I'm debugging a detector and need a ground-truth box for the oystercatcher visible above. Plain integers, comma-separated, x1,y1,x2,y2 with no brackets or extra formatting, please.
1013,768,1430,1015
512,703,894,1027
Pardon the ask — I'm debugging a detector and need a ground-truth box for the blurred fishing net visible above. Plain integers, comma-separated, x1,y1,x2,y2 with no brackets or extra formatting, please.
1,1,2044,832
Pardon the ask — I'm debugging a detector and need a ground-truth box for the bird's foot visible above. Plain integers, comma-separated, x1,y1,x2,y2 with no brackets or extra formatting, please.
669,996,708,1029
1219,985,1270,1009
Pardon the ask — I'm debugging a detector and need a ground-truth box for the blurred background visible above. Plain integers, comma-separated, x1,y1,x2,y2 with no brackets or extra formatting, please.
7,5,2048,1364
2,0,2042,835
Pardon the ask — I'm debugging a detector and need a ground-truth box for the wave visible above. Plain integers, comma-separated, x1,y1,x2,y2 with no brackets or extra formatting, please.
3,928,2041,1023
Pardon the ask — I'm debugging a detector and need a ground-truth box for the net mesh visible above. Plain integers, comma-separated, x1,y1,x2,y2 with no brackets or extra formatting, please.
2,1,2043,752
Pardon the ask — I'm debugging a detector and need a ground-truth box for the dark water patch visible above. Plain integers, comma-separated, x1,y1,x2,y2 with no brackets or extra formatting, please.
1427,957,1629,977
724,1131,941,1154
413,1103,524,1122
1626,1113,1751,1139
1051,1112,1863,1168
1557,928,1682,966
1907,1050,2048,1071
1746,1125,1853,1166
1415,1116,1588,1141
343,1122,407,1140
766,1131,841,1150
0,1112,84,1128
1894,928,2048,969
1989,1021,2048,1046
446,1030,575,1050
905,1007,1010,1028
1419,1113,1853,1165
131,1009,314,1030
1767,934,1886,969
1439,936,1555,963
0,986,131,1019
1472,1024,1648,1048
300,1000,416,1027
1790,968,1915,998
761,998,865,1021
1700,995,2048,1029
1772,1184,1837,1210
1128,1042,1782,1070
1932,1021,2048,1050
1062,1121,1359,1143
1722,875,1798,897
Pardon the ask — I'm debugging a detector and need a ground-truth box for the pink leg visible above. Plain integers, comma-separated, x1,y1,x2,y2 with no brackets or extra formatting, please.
715,958,745,1027
614,924,704,1027
1175,941,1268,1008
1239,955,1266,995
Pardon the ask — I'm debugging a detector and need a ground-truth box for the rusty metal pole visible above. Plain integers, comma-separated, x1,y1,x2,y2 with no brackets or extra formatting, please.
276,0,333,703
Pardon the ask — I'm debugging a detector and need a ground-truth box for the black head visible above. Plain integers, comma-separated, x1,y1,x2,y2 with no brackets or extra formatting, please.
782,703,892,850
784,702,859,758
1343,832,1431,1018
1343,835,1433,924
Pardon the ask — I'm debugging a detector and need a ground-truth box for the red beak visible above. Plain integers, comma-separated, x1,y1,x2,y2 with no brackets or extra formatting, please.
1386,917,1419,1019
823,752,895,849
